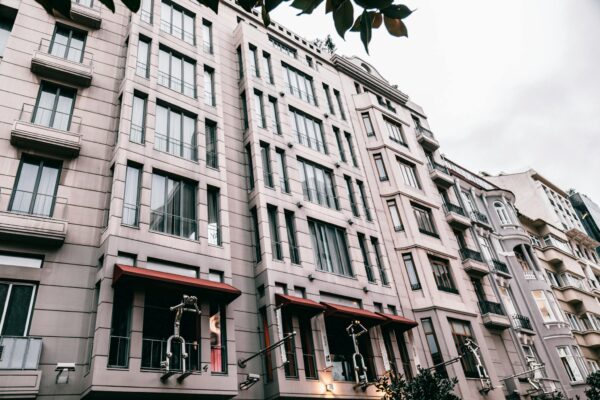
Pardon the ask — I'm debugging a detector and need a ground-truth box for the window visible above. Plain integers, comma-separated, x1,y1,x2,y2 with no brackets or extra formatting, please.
0,253,43,269
207,185,221,246
122,164,141,226
285,210,300,264
155,103,197,160
136,36,151,78
494,201,511,225
283,63,316,105
275,148,289,193
430,257,457,293
33,82,75,131
160,0,194,44
245,144,254,190
566,313,581,331
210,302,226,373
387,200,403,231
398,159,420,189
449,319,481,378
282,307,298,378
240,91,249,130
250,207,261,263
402,253,421,290
260,142,273,188
268,96,280,134
532,290,560,323
0,282,36,336
203,66,215,106
205,120,218,169
290,108,326,153
344,132,358,167
130,92,146,143
323,84,334,114
345,176,359,217
50,24,86,62
0,6,16,58
158,47,196,97
10,157,61,217
478,235,494,264
236,46,244,79
268,205,283,260
358,233,375,282
262,51,273,83
357,181,372,221
557,346,585,382
589,360,600,373
253,90,266,128
108,286,132,368
269,35,297,58
334,127,346,162
421,318,447,377
385,118,406,145
299,316,317,378
371,237,389,285
298,158,338,210
248,44,259,77
334,90,346,120
140,0,153,23
150,172,197,239
412,203,437,237
374,154,388,181
202,19,212,53
309,219,353,277
362,112,375,137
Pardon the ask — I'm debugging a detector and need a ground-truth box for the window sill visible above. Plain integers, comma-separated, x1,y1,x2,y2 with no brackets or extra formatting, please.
315,268,357,281
206,165,220,172
121,223,140,229
149,229,199,243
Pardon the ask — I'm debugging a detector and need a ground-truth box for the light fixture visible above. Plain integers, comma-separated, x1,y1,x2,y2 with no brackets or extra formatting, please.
239,373,261,390
325,383,334,392
55,362,75,384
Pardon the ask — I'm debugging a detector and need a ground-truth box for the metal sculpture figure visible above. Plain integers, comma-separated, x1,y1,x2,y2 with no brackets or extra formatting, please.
161,295,201,377
346,320,369,390
463,338,494,394
526,355,543,392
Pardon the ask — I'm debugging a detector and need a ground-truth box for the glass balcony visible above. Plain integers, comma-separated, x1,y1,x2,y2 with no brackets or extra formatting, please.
0,336,42,370
31,39,93,87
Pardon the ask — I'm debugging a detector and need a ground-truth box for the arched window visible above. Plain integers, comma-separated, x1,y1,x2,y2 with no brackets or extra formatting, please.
494,201,511,225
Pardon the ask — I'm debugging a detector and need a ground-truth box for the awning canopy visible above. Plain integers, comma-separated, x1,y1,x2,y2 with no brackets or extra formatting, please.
377,312,418,332
321,302,386,327
275,293,325,318
113,264,241,304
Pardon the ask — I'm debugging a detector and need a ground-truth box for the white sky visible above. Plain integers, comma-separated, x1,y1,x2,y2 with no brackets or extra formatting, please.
272,0,600,201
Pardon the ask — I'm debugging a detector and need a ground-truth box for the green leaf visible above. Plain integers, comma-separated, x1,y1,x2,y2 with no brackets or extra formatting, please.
198,0,219,13
381,4,411,19
332,0,353,39
265,0,284,12
383,15,407,37
237,0,257,12
97,0,116,12
291,0,323,14
359,9,372,53
48,0,72,16
121,0,140,12
261,4,271,24
350,13,361,32
354,0,392,10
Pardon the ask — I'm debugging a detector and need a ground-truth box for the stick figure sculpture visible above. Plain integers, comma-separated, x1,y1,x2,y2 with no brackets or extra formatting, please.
161,295,201,375
463,338,493,394
346,320,369,389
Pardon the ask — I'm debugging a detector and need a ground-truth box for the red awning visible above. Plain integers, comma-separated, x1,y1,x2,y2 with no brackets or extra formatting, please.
377,312,418,332
113,264,241,303
321,302,386,327
275,293,325,317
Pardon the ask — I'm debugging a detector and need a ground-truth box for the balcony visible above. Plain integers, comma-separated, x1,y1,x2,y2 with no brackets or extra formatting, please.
470,210,491,227
492,259,511,277
557,285,598,311
0,187,68,247
479,300,511,330
10,103,82,158
0,336,43,399
443,203,471,230
523,270,539,280
30,39,93,87
428,162,454,188
581,330,600,348
511,314,534,332
415,125,439,151
69,0,102,29
459,248,490,276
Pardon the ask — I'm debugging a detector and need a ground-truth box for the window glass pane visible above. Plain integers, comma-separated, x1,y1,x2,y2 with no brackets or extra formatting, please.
131,94,145,143
12,162,39,213
210,303,226,372
123,166,140,226
2,284,34,336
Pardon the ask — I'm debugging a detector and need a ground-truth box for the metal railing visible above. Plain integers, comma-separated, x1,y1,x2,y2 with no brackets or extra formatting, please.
154,132,198,161
157,71,197,98
159,21,195,45
19,103,82,133
294,131,327,154
141,337,200,371
512,314,533,330
0,336,42,370
135,61,149,78
443,203,467,217
130,123,144,143
523,270,538,280
149,211,198,240
428,161,449,175
470,210,490,225
479,300,505,316
122,203,139,226
492,259,510,275
301,186,338,210
1,187,68,220
206,152,219,169
37,38,93,67
459,248,485,263
415,125,435,139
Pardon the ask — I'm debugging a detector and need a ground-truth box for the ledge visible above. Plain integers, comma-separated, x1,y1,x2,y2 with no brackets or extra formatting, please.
11,120,81,158
429,168,454,188
446,211,472,230
462,259,490,276
482,312,511,330
0,210,67,247
416,130,439,151
0,370,42,399
70,2,102,29
31,50,93,87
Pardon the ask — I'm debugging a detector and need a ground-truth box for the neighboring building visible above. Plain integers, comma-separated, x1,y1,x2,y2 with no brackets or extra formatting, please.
570,192,600,257
0,0,595,399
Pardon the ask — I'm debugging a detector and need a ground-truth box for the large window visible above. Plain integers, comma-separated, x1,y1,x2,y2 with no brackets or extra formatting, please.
374,154,388,181
50,24,86,62
494,201,512,225
412,203,437,237
150,173,197,239
532,290,561,323
387,200,403,231
282,63,316,105
0,282,36,336
203,66,215,106
260,142,273,188
122,164,141,226
290,108,326,153
357,181,372,221
267,205,283,260
268,96,280,134
344,132,358,167
207,185,221,246
136,36,151,78
205,120,218,169
421,318,447,377
33,82,75,131
358,233,375,282
160,0,194,44
298,158,338,210
334,127,346,162
130,92,147,143
155,103,196,160
275,148,289,193
402,253,421,290
253,90,266,128
325,316,375,382
158,47,196,97
140,0,153,23
430,257,457,293
108,287,132,368
10,157,61,217
385,118,406,145
398,159,420,189
269,35,297,58
202,19,212,53
299,316,317,379
449,319,480,378
557,346,585,382
371,237,389,285
309,219,352,277
285,210,300,264
345,176,359,217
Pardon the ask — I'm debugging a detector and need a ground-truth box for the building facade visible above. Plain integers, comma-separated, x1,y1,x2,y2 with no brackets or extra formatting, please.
0,0,596,399
570,192,600,258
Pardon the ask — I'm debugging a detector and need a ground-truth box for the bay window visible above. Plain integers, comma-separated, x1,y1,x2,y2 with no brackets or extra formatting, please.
150,172,197,239
309,218,353,277
155,103,197,161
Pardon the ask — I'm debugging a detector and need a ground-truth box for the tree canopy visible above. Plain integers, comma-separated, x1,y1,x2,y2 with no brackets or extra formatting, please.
36,0,412,52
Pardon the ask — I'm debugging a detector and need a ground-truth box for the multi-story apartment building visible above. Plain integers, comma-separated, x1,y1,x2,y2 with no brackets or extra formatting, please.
570,192,600,258
0,0,596,399
488,170,600,396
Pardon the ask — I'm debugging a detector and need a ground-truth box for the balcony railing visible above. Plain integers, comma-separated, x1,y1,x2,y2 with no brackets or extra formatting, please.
459,248,485,263
2,187,68,221
512,314,533,331
154,132,198,161
37,38,93,67
0,336,43,370
141,338,200,371
492,259,510,275
470,210,490,225
479,300,505,316
523,270,538,280
149,211,198,240
428,161,449,175
19,103,82,134
438,285,459,294
415,125,435,139
443,203,467,216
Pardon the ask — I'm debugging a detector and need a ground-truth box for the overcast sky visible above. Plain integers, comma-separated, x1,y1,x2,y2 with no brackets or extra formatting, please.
272,0,600,202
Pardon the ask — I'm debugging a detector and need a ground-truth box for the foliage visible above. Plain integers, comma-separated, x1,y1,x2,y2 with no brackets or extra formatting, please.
35,0,412,53
313,34,337,53
375,367,460,400
586,371,600,400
